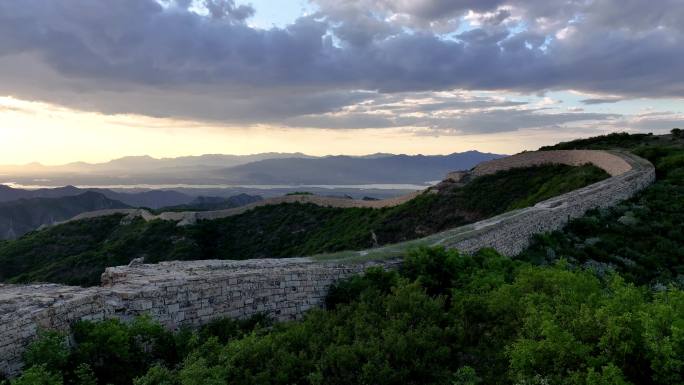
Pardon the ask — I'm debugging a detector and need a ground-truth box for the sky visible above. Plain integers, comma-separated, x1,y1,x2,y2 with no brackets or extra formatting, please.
0,0,682,165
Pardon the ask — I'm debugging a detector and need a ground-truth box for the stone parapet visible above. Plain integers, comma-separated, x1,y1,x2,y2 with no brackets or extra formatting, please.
0,259,400,376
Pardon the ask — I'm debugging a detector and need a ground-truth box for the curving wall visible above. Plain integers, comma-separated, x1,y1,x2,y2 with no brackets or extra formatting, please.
472,149,634,177
63,191,423,226
0,150,655,377
333,150,654,258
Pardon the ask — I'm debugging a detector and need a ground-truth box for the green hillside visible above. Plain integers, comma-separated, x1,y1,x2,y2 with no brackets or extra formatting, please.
5,132,684,385
0,163,608,286
0,192,129,240
522,131,684,286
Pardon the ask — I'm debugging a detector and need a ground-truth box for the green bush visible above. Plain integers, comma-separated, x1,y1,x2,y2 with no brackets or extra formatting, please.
8,133,684,384
22,331,69,374
11,366,62,385
17,247,684,385
132,365,178,385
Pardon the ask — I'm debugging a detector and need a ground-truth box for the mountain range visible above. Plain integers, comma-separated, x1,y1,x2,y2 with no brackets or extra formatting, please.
0,151,505,187
0,153,314,175
218,152,504,184
0,150,504,239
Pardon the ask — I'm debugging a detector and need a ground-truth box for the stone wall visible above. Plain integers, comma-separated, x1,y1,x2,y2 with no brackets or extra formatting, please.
63,191,424,226
445,151,654,255
0,150,655,377
321,150,655,259
472,149,634,177
0,259,400,376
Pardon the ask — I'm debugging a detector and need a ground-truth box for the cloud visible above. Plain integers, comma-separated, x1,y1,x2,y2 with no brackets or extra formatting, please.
286,109,621,134
281,91,621,134
0,0,682,133
614,111,684,133
202,0,255,21
581,97,625,105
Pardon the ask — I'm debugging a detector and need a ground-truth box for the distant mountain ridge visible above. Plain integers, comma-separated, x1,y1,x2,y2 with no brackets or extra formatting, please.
0,153,315,174
159,194,263,212
0,192,129,240
0,151,505,187
0,185,193,208
219,151,505,184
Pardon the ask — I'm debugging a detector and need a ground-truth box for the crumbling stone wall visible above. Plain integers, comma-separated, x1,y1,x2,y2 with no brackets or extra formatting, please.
0,150,655,377
65,191,423,226
0,259,400,376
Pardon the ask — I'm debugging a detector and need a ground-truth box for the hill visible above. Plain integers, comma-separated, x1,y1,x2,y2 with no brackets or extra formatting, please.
0,185,193,209
157,194,263,212
0,185,84,202
219,151,504,184
0,192,129,240
0,163,608,286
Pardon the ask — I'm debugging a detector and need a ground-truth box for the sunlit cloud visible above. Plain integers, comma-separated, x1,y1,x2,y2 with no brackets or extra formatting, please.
0,0,682,163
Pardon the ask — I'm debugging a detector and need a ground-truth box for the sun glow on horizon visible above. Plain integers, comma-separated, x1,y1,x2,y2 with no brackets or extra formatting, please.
0,95,604,166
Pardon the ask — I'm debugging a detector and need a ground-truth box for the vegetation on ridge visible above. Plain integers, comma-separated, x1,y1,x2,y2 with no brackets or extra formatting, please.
0,164,608,286
8,247,684,385
524,130,684,286
0,192,129,240
3,132,684,385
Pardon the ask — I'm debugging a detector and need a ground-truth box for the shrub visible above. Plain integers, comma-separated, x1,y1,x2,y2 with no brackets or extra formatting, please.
22,331,69,374
11,365,62,385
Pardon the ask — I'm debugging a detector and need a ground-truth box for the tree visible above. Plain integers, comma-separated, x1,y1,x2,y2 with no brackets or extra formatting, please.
11,366,62,385
22,331,69,374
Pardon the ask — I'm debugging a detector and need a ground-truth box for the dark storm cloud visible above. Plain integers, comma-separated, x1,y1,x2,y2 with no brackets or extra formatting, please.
0,0,682,131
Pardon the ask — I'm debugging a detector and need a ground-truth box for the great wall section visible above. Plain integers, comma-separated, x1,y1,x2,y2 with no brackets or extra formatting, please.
63,188,423,226
0,150,656,376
